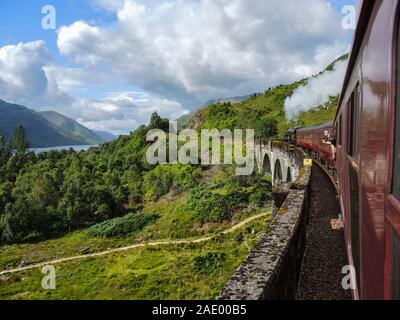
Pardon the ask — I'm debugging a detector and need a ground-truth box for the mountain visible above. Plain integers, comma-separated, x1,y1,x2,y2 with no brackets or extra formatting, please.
176,111,197,130
203,94,252,107
40,111,104,145
93,130,117,142
176,95,251,130
0,99,104,148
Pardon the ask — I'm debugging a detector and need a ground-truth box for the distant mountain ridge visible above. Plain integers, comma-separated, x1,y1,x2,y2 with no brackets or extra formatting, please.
203,95,252,107
176,95,251,129
93,130,117,142
0,99,105,148
40,111,104,145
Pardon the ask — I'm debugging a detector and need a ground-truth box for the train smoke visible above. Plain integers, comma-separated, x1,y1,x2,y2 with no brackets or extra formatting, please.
284,59,348,120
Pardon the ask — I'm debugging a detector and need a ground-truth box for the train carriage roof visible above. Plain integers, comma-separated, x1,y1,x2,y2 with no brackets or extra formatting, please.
296,121,334,133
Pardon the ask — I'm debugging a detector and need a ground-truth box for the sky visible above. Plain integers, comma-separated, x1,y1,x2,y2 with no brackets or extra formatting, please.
0,0,359,134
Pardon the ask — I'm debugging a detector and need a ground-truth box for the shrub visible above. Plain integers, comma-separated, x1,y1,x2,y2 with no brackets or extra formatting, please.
249,187,271,206
143,164,200,201
183,186,226,223
86,212,159,238
193,251,227,275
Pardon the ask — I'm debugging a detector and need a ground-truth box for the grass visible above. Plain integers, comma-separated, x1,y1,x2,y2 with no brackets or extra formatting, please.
0,164,272,271
0,215,271,300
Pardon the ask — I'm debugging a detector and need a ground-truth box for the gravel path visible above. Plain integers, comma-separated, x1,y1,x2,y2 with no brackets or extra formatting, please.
0,212,269,276
296,164,351,300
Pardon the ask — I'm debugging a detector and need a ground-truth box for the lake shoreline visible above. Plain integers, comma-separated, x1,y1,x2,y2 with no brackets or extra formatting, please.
29,145,98,154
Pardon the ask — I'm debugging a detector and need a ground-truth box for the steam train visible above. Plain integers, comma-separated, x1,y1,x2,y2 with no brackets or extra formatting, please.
285,1,400,300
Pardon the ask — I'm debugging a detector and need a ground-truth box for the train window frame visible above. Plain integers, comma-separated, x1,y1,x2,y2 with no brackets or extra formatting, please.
390,227,400,300
338,115,343,146
348,84,361,158
393,16,400,200
347,95,354,156
354,84,361,155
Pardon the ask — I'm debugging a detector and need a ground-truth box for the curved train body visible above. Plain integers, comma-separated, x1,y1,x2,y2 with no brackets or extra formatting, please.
286,1,400,300
296,122,335,169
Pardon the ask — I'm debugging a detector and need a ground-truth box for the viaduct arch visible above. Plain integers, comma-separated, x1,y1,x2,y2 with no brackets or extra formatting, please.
255,141,301,185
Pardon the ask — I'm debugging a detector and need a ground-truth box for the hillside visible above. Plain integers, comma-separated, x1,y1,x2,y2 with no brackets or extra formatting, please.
0,100,84,148
203,94,252,107
183,54,348,137
0,114,273,299
93,130,117,142
187,81,306,137
176,111,197,130
0,99,104,147
40,111,104,145
177,95,252,130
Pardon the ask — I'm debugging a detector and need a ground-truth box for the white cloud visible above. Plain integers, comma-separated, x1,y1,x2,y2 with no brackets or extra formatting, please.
90,0,125,12
0,1,353,134
0,41,74,109
58,0,349,105
0,41,187,134
44,65,108,93
72,91,188,134
284,58,348,120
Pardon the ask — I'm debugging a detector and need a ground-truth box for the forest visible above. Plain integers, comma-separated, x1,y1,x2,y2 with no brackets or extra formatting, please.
0,112,273,245
0,55,343,246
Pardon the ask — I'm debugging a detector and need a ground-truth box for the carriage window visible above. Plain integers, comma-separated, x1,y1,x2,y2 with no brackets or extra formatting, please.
348,96,354,155
393,26,400,199
390,227,400,300
348,85,361,157
349,163,360,289
354,85,361,154
338,115,343,146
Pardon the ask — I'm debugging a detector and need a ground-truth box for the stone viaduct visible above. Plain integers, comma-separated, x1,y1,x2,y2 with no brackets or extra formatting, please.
254,140,302,185
218,142,311,300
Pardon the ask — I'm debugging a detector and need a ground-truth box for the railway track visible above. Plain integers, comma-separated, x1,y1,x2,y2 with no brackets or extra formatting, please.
296,164,351,300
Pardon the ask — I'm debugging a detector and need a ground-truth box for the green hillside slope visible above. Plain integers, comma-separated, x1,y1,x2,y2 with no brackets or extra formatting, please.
187,81,306,137
93,130,117,142
40,111,104,145
184,54,349,137
0,100,84,148
0,99,105,147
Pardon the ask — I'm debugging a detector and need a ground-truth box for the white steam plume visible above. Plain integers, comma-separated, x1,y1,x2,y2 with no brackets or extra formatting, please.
284,59,348,120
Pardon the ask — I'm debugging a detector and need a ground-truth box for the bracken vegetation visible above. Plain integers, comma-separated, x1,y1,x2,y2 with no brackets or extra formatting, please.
85,213,159,238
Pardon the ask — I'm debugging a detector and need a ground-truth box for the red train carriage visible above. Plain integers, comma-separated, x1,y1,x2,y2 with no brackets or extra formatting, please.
291,1,400,300
335,0,400,300
296,122,335,168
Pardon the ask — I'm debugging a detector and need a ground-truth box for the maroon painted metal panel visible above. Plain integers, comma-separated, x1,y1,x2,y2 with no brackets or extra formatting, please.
296,124,335,167
295,0,400,300
334,0,398,300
